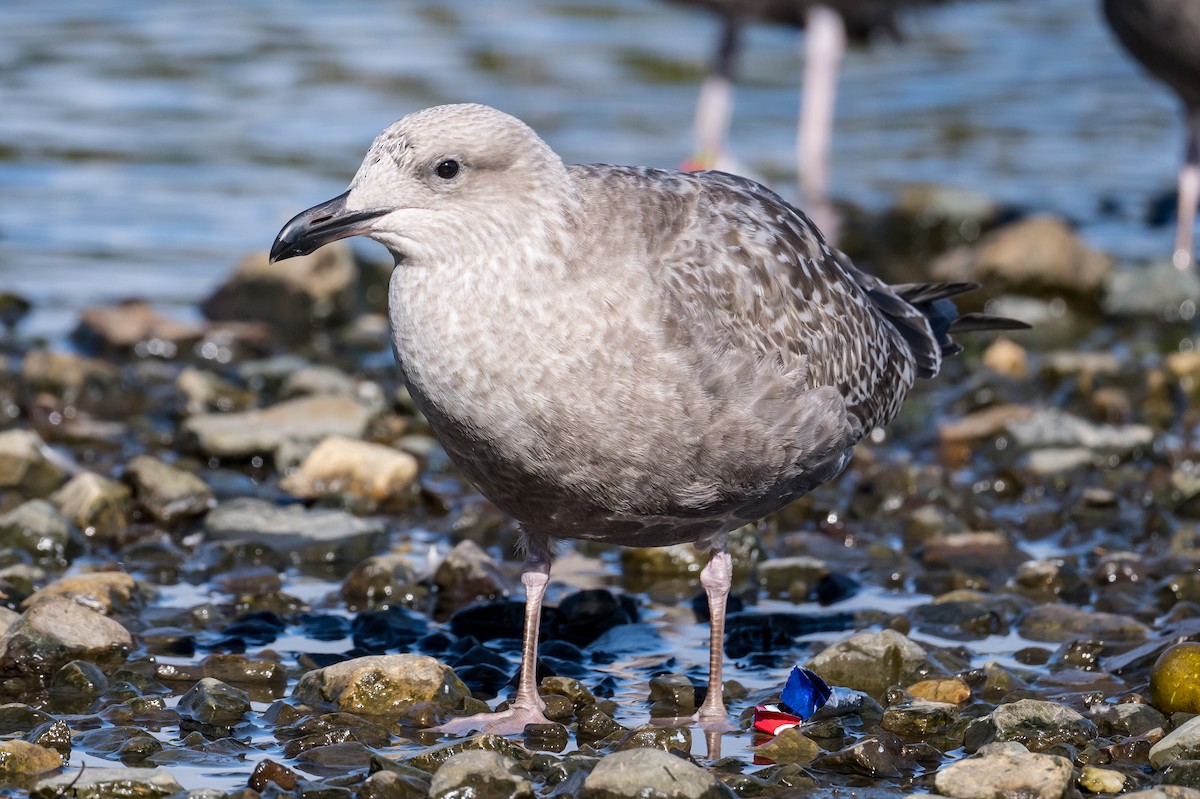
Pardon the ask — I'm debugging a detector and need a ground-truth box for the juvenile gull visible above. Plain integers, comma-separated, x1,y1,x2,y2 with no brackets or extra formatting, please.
1102,0,1200,270
270,103,1026,734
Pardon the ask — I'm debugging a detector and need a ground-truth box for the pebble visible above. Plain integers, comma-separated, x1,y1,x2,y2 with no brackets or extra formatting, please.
1078,765,1127,794
1150,715,1200,769
934,741,1073,799
204,497,386,565
293,653,480,715
0,596,132,675
176,677,251,726
123,455,214,522
183,393,378,460
0,740,62,779
21,572,142,615
433,539,512,613
0,500,70,564
751,727,820,765
280,435,419,511
50,472,132,540
429,750,533,799
0,429,66,498
580,747,735,799
982,337,1028,379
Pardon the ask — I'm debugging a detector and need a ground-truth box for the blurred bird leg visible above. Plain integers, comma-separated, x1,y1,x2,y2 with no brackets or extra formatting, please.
1175,109,1200,270
799,4,846,240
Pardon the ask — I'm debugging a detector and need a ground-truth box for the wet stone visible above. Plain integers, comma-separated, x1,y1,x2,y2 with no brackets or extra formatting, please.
293,654,477,716
1005,407,1153,455
0,596,132,674
49,659,109,698
177,677,251,725
908,677,972,705
0,499,69,564
341,554,418,611
881,698,961,737
27,719,71,757
1079,765,1127,794
811,732,907,777
20,349,126,416
72,299,206,355
1017,604,1149,644
281,435,419,512
909,593,1025,641
123,455,214,523
751,728,820,765
22,571,142,615
553,589,636,647
0,740,62,780
524,722,569,753
404,734,531,774
184,394,377,461
934,741,1073,799
581,747,735,799
1150,715,1200,769
0,704,54,734
175,366,256,416
31,767,184,799
1161,761,1200,791
648,673,697,717
965,699,1098,753
575,704,626,743
0,430,66,500
1152,643,1200,715
357,769,429,799
807,629,943,699
50,472,131,540
429,750,533,799
919,532,1029,578
434,540,511,614
205,498,386,566
1090,701,1168,737
756,556,829,600
614,724,691,754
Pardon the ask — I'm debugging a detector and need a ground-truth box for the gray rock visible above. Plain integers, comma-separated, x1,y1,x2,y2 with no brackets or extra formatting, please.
581,747,735,799
0,500,69,564
430,750,533,799
0,430,66,499
934,741,1072,799
32,767,183,799
965,699,1097,753
293,654,479,715
1120,789,1200,799
1151,715,1200,769
1162,761,1200,790
123,455,214,523
280,364,358,398
49,659,109,698
20,349,126,416
1006,408,1153,455
807,629,942,699
201,242,359,343
881,698,962,737
341,554,419,610
204,497,386,565
358,769,431,799
50,471,132,540
1104,257,1200,318
1090,701,1168,738
0,596,132,674
176,677,251,725
183,394,377,459
280,435,419,512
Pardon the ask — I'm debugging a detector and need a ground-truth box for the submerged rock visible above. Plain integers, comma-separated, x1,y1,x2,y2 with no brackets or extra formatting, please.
32,767,183,799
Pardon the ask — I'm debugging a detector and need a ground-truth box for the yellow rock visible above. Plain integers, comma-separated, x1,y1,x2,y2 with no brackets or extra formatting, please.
281,435,419,511
982,337,1028,379
1078,765,1125,794
1150,642,1200,714
908,677,972,705
0,740,62,778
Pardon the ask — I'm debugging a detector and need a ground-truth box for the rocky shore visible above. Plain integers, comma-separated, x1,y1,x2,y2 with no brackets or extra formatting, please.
2,197,1200,798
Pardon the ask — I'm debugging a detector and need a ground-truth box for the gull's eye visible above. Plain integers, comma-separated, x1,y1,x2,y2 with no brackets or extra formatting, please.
435,159,460,179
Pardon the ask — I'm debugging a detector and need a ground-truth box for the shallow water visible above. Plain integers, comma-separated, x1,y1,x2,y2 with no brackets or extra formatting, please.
0,0,1185,337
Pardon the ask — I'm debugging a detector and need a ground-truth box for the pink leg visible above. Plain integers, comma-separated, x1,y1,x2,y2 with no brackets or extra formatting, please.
798,4,846,240
696,534,734,729
431,542,553,735
1174,108,1200,271
690,15,739,169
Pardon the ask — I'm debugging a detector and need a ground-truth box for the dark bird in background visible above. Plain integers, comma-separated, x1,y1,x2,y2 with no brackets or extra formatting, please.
1102,0,1200,270
670,0,966,240
270,104,1027,735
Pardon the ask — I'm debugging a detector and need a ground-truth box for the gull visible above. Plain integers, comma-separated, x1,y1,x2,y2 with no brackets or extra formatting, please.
270,103,1026,734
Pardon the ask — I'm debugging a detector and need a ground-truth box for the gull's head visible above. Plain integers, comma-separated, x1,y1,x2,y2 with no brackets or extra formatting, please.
270,103,567,265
